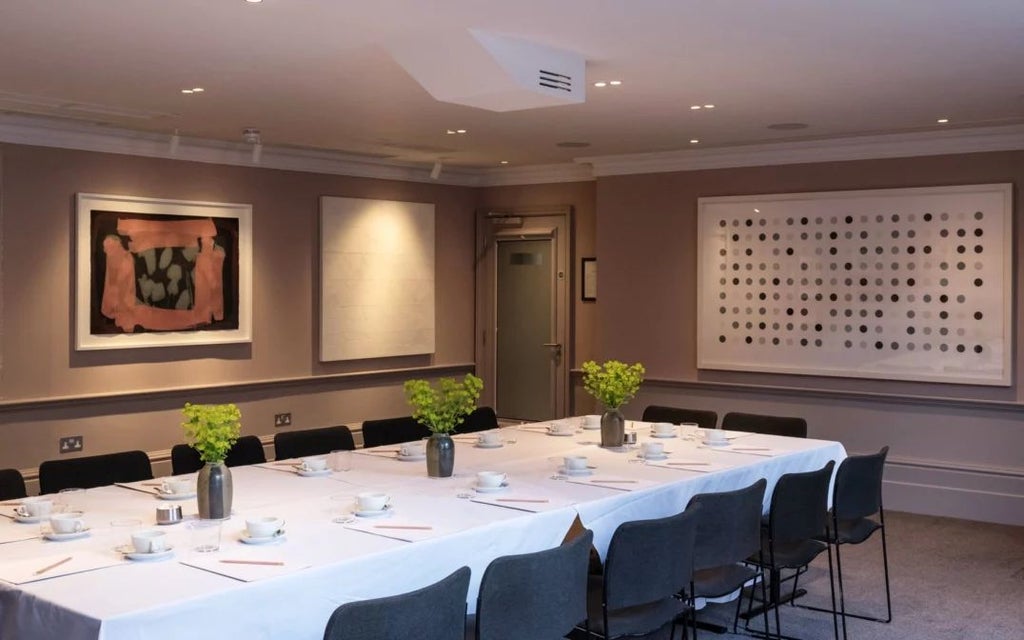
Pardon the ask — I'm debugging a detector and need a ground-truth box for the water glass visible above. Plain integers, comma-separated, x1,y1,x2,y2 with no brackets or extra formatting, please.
187,519,223,553
329,450,352,472
57,488,86,513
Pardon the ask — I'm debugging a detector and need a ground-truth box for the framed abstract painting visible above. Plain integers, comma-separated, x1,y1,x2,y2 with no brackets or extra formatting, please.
75,193,252,350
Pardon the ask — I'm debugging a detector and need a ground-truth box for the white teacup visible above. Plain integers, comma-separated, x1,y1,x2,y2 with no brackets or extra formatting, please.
477,431,502,446
245,516,285,539
583,415,601,429
476,471,507,488
399,442,426,457
549,422,574,436
162,478,193,495
50,512,86,534
705,429,728,445
18,498,52,519
652,422,676,437
356,492,390,512
563,455,589,471
301,456,328,472
131,530,167,554
642,441,665,457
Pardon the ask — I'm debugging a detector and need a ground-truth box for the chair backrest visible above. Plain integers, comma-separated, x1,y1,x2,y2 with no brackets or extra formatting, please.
834,446,889,521
274,426,355,460
323,566,471,640
721,412,808,438
0,468,27,500
641,405,718,430
769,460,836,544
603,504,701,613
476,530,593,640
38,450,153,494
171,435,267,475
687,478,767,572
456,406,499,434
361,416,430,448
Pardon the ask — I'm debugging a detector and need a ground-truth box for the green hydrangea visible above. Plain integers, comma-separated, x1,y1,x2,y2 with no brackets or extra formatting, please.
404,374,484,434
581,360,645,410
182,402,242,463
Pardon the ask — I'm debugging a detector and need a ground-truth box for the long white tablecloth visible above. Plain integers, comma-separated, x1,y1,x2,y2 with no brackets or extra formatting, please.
0,421,846,640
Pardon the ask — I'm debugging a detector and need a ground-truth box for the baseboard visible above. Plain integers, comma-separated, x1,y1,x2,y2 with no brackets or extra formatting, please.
883,459,1024,526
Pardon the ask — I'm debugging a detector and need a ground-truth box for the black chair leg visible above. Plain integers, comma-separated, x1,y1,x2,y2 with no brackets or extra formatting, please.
880,520,893,623
826,539,839,640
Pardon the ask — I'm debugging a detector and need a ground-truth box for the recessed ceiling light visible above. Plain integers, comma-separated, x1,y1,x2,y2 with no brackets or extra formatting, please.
192,87,205,93
937,118,949,124
703,104,715,109
500,160,509,165
609,80,622,86
593,81,607,88
181,89,194,94
456,129,467,134
690,105,702,110
690,139,700,144
245,0,263,4
754,208,760,213
446,129,456,135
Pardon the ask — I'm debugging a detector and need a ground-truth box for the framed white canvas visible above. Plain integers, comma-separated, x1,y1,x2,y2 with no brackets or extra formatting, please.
697,184,1012,385
319,196,435,361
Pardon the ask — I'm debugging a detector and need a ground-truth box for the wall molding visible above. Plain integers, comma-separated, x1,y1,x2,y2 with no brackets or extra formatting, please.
0,362,475,414
4,113,1024,187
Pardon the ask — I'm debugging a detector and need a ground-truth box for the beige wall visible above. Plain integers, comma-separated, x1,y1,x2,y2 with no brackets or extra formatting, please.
593,151,1024,524
0,143,477,474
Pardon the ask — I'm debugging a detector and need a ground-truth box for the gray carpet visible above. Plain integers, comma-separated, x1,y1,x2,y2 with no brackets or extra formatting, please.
627,510,1024,640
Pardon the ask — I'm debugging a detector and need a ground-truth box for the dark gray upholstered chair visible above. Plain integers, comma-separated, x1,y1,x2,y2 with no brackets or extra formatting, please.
748,461,838,640
38,450,153,494
799,447,891,640
456,406,500,434
273,426,355,460
0,468,27,500
687,478,770,635
361,416,430,448
584,504,701,640
721,412,808,438
322,566,471,640
171,435,267,475
641,405,718,431
472,529,593,640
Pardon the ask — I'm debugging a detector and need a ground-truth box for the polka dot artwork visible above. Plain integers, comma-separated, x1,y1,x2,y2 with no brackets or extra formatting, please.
697,185,1012,385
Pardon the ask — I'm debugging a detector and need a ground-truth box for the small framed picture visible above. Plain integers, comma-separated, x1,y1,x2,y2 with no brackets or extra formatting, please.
581,257,597,302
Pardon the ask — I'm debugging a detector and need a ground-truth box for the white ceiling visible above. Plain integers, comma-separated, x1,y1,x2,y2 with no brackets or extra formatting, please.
1,0,1023,170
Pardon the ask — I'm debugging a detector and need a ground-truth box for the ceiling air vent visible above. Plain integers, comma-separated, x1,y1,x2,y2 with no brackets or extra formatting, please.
538,70,572,93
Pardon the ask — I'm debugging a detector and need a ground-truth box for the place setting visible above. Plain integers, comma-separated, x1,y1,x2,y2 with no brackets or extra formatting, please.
120,529,175,563
696,431,787,456
41,511,91,542
7,497,54,524
466,472,570,513
451,430,506,449
151,477,197,500
338,491,440,542
239,516,286,545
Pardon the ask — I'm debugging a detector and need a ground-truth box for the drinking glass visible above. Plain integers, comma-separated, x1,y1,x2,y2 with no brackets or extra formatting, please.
329,450,352,472
187,519,222,553
57,488,86,513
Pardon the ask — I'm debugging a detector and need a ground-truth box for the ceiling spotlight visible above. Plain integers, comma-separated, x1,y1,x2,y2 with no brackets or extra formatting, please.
500,160,509,165
609,80,622,86
245,0,263,4
242,128,261,144
690,105,702,110
594,81,607,88
703,104,715,109
169,129,180,156
181,89,194,94
446,129,456,135
456,129,467,134
937,118,950,124
192,87,205,93
689,139,700,144
430,161,443,180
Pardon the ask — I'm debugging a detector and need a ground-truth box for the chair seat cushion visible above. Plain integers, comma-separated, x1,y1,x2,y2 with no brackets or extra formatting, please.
829,517,882,545
586,575,688,637
755,538,828,570
692,563,758,600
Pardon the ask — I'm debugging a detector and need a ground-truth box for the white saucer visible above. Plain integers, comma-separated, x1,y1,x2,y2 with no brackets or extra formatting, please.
701,439,730,448
296,469,332,477
397,454,426,462
639,453,669,460
581,424,602,430
558,467,593,476
475,442,504,449
14,514,42,524
240,532,286,545
44,529,91,542
353,507,393,518
157,491,196,500
547,431,575,437
124,547,175,562
474,483,509,493
649,433,677,439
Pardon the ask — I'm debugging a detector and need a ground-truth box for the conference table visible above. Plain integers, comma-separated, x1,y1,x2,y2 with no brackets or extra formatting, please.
0,420,846,640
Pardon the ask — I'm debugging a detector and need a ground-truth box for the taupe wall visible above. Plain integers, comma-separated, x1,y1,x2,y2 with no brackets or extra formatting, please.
0,143,477,476
594,151,1024,524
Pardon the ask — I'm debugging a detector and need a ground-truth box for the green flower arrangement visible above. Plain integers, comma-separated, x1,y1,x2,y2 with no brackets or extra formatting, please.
404,374,484,434
581,360,646,410
181,402,242,463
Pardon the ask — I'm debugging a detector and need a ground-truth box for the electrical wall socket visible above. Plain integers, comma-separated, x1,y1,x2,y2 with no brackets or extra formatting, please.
59,436,84,454
274,413,292,427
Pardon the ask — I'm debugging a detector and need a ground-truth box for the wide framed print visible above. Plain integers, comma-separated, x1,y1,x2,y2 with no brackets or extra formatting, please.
75,193,252,350
697,184,1012,386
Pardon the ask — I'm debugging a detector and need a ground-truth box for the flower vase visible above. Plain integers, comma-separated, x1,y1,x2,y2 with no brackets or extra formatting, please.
600,407,625,448
426,433,455,477
197,461,232,519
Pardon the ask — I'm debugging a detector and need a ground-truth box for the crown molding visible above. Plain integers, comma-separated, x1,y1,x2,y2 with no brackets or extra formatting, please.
474,162,594,186
576,124,1024,176
0,113,484,186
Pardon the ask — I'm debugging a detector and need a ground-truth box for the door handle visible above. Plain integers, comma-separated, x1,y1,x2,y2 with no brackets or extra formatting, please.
543,343,563,358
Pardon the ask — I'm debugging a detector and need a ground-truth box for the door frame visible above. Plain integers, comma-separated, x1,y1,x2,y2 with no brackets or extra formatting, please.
475,205,573,419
